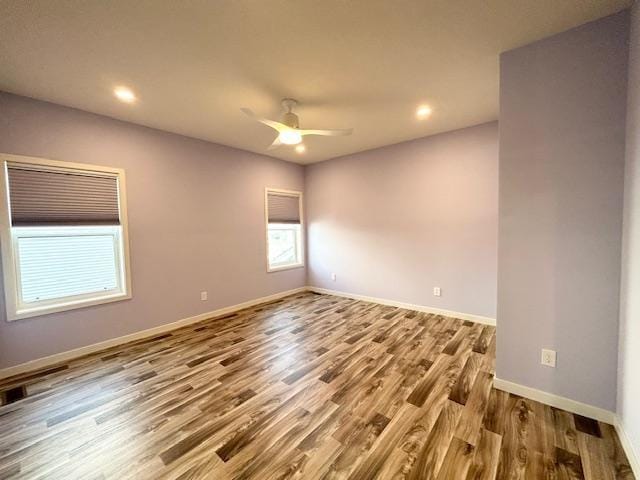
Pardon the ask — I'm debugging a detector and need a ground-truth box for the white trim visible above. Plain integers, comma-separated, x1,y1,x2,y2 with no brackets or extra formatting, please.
265,187,305,273
308,286,496,326
0,153,133,321
0,286,308,381
267,263,305,273
614,416,640,478
493,377,616,424
11,225,126,316
3,281,636,476
493,378,640,475
0,153,125,176
0,286,492,381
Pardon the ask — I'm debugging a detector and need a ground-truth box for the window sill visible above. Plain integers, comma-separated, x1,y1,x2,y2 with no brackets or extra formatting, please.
8,292,132,321
267,263,305,273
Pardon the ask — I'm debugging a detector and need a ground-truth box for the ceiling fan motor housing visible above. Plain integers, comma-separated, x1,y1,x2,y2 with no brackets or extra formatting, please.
282,111,299,129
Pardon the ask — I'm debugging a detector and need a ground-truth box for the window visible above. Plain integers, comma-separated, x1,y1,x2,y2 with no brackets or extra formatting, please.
265,188,303,271
0,155,131,320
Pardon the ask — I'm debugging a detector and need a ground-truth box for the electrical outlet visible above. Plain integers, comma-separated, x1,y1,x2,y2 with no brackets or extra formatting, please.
541,349,556,368
200,291,208,301
433,287,441,297
331,273,337,282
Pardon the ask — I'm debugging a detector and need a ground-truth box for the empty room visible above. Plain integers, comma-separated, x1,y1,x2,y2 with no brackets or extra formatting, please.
0,1,639,479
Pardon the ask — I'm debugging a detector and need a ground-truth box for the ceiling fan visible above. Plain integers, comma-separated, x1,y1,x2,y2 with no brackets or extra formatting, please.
241,98,353,150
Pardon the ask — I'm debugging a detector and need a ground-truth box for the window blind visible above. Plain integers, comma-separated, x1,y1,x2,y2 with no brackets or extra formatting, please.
7,165,120,226
16,230,120,304
267,192,301,224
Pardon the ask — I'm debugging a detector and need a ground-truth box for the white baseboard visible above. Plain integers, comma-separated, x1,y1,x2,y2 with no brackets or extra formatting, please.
308,286,496,326
0,286,308,381
4,284,635,475
0,285,494,381
493,377,616,424
494,378,640,476
614,417,640,478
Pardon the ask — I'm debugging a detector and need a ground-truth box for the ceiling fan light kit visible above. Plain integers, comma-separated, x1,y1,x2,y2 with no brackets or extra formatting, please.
241,98,353,151
279,130,303,145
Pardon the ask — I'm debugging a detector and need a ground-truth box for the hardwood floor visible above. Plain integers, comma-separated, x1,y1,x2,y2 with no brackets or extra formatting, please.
0,292,634,479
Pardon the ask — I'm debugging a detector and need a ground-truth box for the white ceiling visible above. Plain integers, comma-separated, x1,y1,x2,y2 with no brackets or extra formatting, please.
0,0,632,164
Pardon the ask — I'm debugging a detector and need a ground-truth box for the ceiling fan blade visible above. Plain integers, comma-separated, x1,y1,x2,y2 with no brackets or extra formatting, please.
241,108,289,132
298,128,353,137
267,136,283,150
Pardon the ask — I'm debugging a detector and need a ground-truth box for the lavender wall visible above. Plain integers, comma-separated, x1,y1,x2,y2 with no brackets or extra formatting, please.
0,92,305,369
305,122,498,319
619,1,640,463
498,12,629,410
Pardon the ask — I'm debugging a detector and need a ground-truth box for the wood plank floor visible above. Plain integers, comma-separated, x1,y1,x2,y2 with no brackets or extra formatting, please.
0,292,634,479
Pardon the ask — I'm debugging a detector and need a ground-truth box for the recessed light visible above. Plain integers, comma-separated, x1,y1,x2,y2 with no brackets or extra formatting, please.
416,105,432,118
114,86,136,103
295,144,306,154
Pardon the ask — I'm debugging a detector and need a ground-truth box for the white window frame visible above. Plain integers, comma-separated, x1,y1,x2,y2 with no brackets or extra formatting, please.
0,154,133,321
12,225,126,310
265,188,304,273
